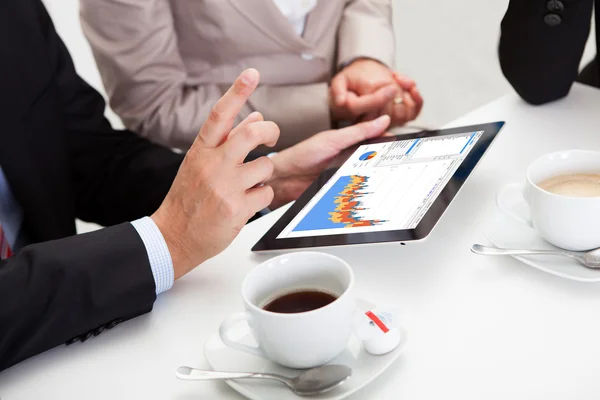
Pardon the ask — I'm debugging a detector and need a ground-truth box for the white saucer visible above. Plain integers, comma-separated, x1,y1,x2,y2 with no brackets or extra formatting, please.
485,194,600,282
203,299,407,400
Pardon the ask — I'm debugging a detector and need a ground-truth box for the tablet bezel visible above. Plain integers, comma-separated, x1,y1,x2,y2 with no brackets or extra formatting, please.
252,121,505,252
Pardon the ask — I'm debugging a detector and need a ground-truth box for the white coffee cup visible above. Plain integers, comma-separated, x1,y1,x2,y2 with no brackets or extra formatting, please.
219,252,356,369
497,150,600,251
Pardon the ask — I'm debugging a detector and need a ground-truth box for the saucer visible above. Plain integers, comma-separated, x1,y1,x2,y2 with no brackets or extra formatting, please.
485,194,600,282
203,299,407,400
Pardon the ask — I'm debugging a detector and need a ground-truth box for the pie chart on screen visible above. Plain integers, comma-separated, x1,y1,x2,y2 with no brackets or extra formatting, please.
359,151,377,161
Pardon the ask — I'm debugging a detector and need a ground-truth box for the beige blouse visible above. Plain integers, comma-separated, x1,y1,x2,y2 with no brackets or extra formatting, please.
80,0,395,151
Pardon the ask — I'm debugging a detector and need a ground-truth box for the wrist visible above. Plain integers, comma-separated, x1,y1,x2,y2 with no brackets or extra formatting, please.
151,212,197,280
338,56,387,72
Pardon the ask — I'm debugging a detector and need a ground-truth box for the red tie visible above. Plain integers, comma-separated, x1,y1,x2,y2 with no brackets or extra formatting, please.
0,223,12,260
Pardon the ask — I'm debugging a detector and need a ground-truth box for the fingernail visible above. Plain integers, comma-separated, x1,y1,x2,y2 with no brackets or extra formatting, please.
374,115,390,128
241,68,259,86
249,111,263,121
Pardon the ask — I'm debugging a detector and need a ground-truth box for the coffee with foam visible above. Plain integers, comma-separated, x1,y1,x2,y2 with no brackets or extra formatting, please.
538,173,600,198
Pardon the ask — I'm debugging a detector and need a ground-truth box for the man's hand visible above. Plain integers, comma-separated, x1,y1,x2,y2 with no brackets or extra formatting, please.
267,115,391,209
152,69,279,279
152,69,390,279
330,59,423,126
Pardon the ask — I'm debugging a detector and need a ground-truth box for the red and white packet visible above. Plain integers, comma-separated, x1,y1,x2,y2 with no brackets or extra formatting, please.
354,308,403,355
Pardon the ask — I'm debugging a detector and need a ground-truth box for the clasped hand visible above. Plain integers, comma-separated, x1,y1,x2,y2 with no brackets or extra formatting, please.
152,69,390,279
330,59,423,127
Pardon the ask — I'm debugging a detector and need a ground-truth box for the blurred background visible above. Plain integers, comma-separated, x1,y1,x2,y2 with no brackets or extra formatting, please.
41,0,597,235
42,0,597,129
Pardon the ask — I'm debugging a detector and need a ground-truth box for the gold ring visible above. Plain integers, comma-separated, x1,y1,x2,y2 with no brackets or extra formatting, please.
394,96,404,105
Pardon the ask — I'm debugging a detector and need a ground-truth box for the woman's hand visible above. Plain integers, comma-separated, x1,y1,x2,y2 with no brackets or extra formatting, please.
330,59,423,126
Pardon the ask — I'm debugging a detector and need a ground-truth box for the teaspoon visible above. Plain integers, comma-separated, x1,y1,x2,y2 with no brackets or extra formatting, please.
175,364,352,396
471,244,600,268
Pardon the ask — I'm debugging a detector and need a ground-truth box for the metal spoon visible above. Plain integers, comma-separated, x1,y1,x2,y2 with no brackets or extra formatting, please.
471,244,600,268
175,364,352,396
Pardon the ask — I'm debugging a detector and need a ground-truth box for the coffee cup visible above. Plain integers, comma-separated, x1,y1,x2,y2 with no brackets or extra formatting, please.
497,150,600,251
219,252,356,369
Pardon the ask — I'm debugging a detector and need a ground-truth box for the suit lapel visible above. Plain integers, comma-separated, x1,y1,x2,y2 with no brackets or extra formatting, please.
302,1,333,43
227,0,310,51
301,1,341,58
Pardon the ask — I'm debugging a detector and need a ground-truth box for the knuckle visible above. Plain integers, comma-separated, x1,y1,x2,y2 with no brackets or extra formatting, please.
364,80,376,90
394,105,405,116
266,121,280,140
331,78,343,91
232,83,242,96
264,185,275,204
329,88,337,100
210,170,230,192
245,123,263,143
211,183,226,201
222,198,240,218
247,157,274,182
232,79,246,96
376,91,389,103
210,151,226,170
345,102,359,115
197,148,221,169
251,187,273,217
260,156,275,176
208,107,223,124
184,147,200,164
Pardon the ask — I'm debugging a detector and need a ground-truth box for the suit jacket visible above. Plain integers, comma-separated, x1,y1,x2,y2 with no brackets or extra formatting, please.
0,0,183,372
499,0,599,105
80,0,395,151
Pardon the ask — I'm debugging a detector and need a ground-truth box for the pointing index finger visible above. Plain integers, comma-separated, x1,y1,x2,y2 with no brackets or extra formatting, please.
196,69,260,148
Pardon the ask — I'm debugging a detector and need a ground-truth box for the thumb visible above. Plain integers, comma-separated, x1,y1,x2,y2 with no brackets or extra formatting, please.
325,115,391,151
354,114,391,141
330,73,349,106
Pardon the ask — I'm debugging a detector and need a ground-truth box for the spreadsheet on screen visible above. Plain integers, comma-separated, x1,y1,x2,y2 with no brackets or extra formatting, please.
277,131,482,239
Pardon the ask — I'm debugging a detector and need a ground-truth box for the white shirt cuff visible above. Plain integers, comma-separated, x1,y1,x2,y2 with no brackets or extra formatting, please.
131,217,174,295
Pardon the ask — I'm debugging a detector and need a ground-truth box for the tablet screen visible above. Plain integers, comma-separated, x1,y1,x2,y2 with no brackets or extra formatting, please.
277,130,483,239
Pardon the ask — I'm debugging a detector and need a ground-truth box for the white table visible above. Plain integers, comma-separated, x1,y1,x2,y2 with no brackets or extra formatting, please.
3,84,600,399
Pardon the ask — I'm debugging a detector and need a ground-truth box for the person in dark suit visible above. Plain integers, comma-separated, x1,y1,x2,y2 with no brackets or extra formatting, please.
499,0,599,104
0,0,391,372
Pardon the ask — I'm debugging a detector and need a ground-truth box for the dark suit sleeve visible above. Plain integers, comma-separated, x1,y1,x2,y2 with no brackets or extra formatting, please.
0,223,156,371
33,0,183,226
499,0,593,104
0,1,182,372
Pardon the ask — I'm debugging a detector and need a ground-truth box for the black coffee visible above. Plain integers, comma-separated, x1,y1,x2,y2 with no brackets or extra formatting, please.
263,290,338,314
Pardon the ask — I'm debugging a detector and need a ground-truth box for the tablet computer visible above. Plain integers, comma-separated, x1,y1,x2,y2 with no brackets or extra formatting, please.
252,121,504,252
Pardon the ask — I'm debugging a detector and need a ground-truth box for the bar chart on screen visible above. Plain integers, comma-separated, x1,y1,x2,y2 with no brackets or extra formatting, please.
292,175,387,231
